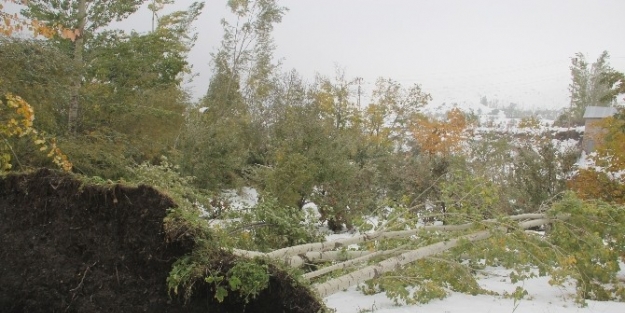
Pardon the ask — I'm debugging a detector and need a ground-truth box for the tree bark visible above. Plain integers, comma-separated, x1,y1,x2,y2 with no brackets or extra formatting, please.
228,214,561,297
69,0,86,134
312,230,492,298
264,213,548,260
313,218,557,298
303,247,401,280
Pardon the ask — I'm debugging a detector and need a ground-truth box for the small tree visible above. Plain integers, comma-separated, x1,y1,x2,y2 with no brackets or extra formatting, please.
562,51,616,125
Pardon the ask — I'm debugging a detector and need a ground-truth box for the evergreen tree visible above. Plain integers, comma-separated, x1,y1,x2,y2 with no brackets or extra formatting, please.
565,51,615,124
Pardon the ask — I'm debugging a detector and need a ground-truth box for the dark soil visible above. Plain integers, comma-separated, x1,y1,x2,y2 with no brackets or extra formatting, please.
0,169,324,313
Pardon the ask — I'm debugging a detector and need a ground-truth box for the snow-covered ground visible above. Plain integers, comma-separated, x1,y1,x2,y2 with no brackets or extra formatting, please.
325,265,625,313
221,186,259,210
422,100,501,121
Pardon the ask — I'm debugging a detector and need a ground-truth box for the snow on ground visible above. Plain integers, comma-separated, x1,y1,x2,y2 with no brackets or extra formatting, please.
221,186,259,210
422,101,498,120
200,187,259,221
325,265,625,313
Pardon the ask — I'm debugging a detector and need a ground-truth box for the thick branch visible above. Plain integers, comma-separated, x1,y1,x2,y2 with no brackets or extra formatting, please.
312,217,558,298
232,249,373,268
231,214,553,268
303,251,373,263
265,213,548,259
303,247,403,280
313,230,492,298
266,224,471,260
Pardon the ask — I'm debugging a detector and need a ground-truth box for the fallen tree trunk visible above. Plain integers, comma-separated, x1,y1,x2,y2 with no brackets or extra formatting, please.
232,213,551,266
312,218,557,298
233,249,373,268
1,169,571,313
303,246,404,280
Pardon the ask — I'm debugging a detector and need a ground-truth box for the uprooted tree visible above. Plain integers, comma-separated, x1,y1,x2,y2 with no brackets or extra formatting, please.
125,159,624,308
3,154,624,312
0,169,327,313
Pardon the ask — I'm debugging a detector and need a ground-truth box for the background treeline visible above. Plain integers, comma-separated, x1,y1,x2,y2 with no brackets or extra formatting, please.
2,0,625,230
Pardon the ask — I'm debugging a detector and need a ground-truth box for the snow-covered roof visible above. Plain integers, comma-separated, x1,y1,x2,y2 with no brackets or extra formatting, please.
583,106,617,119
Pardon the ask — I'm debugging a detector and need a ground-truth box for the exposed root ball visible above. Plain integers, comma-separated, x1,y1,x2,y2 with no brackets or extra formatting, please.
0,169,324,313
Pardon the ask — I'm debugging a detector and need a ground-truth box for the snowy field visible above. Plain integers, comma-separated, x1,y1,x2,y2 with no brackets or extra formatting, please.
325,265,625,313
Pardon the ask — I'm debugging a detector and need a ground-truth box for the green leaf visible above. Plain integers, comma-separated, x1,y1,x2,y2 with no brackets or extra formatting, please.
215,286,228,303
229,276,242,290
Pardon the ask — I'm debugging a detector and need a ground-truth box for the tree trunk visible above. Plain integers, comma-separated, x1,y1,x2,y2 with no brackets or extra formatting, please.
303,247,400,280
312,230,492,298
69,0,86,134
312,218,556,298
263,213,547,260
227,214,563,298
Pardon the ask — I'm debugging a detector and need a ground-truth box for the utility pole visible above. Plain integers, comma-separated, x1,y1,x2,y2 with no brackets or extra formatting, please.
149,0,159,33
355,77,363,107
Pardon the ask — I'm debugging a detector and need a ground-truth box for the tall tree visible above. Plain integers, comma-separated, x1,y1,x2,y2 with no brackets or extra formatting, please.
22,0,147,133
0,38,76,134
217,0,286,86
313,70,361,131
208,0,287,142
599,68,625,104
567,51,615,123
179,55,249,188
71,2,202,177
11,1,202,178
179,0,286,189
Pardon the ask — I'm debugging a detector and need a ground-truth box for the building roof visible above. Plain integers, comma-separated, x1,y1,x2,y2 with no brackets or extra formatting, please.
583,106,618,119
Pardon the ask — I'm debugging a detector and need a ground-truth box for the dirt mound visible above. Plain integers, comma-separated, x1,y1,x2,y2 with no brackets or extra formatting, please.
0,169,324,313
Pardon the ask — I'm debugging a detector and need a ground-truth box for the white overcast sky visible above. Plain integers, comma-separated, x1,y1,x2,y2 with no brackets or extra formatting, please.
91,0,625,108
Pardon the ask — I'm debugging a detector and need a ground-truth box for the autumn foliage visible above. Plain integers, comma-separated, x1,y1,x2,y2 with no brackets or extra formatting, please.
569,112,625,203
0,93,72,171
412,108,469,156
1,0,78,40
